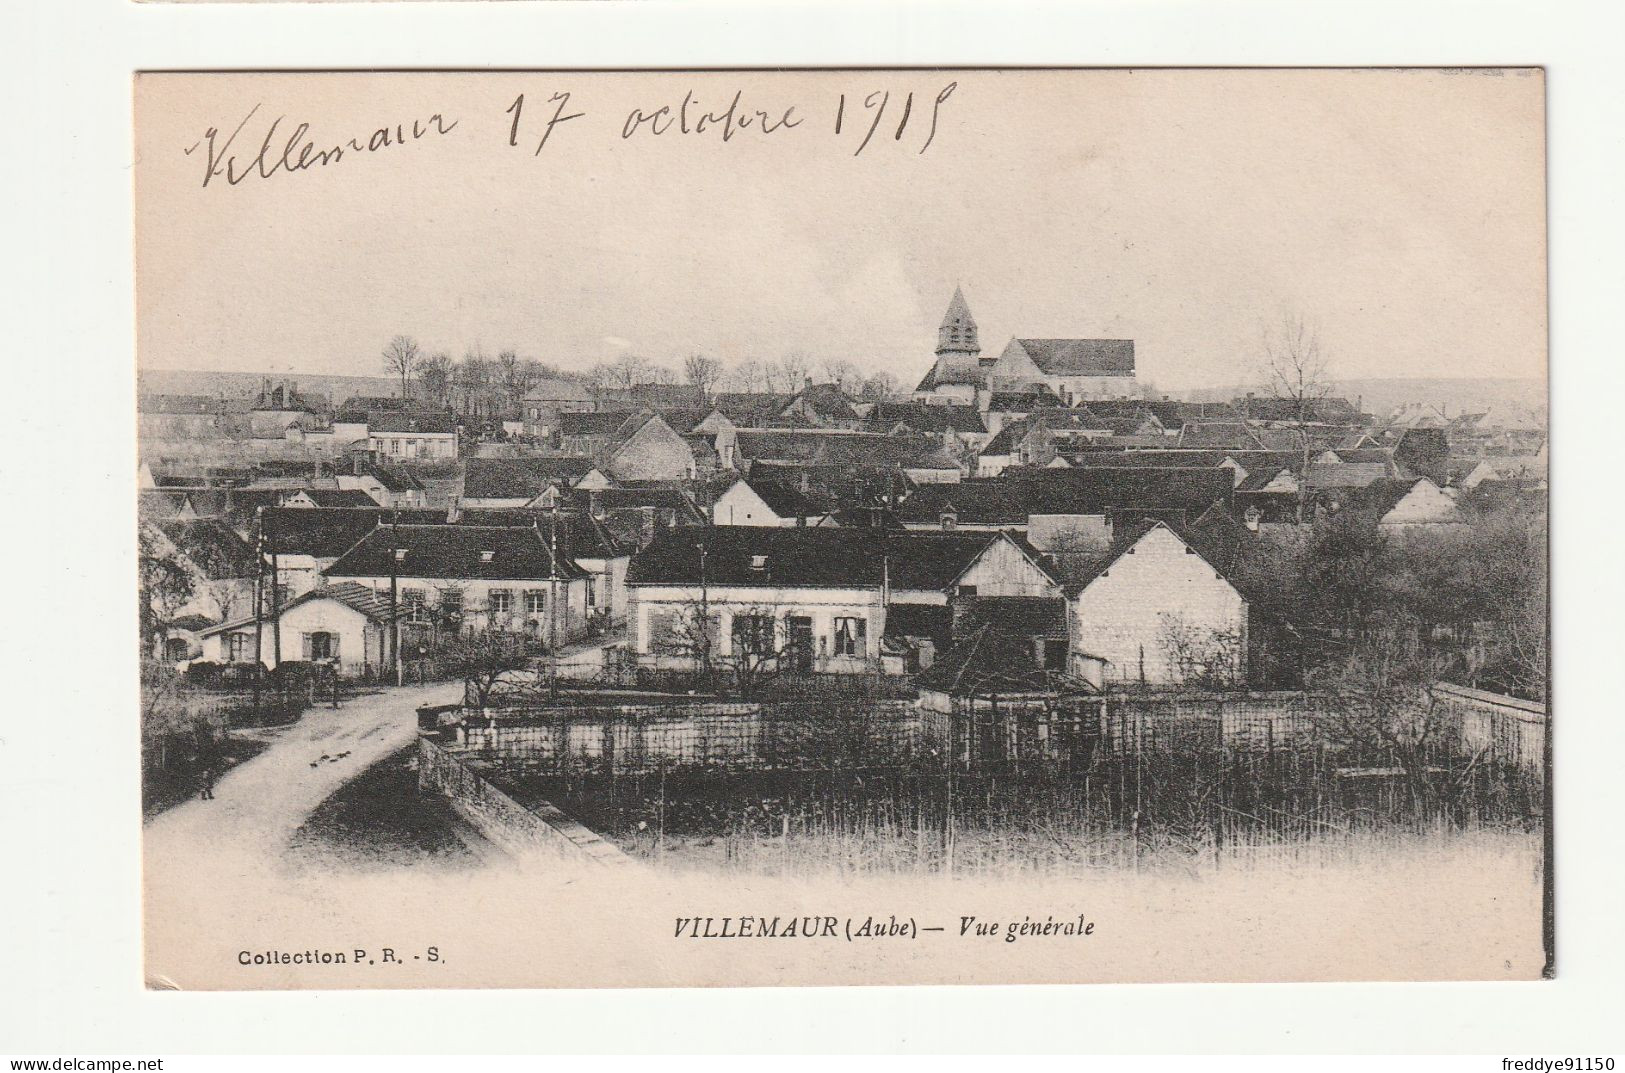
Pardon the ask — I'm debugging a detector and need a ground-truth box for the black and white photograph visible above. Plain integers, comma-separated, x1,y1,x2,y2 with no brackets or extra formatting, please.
131,68,1549,990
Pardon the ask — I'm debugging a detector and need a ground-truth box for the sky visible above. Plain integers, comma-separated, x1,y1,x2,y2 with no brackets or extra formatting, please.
135,69,1546,391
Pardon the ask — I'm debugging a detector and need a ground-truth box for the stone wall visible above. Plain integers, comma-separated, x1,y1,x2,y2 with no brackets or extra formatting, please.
417,735,635,867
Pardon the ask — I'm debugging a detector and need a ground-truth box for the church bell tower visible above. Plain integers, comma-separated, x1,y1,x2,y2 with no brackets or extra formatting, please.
936,285,980,360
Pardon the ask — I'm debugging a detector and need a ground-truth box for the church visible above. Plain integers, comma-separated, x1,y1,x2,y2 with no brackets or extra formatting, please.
913,287,1139,407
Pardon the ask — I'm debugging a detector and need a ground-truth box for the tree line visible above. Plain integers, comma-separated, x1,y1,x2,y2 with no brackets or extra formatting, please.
382,334,902,415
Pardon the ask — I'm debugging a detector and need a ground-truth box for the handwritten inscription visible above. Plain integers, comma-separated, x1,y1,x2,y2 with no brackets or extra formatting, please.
184,102,458,189
183,82,961,191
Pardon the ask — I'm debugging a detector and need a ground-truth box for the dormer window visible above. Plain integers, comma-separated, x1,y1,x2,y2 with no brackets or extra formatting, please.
940,511,957,532
480,550,495,563
394,548,408,562
750,554,768,570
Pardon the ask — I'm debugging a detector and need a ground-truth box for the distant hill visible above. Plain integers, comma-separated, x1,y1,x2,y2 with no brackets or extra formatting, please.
137,369,407,408
1179,377,1546,420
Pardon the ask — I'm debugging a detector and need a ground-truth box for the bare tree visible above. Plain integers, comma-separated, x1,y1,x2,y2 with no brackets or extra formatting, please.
1258,310,1333,523
610,353,650,391
775,351,812,393
438,629,533,710
858,371,898,401
1311,624,1458,815
418,352,454,408
684,354,722,400
820,358,859,390
382,335,422,400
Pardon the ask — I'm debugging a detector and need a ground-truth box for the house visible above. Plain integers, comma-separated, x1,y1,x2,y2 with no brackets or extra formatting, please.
779,381,863,429
1177,421,1265,450
710,473,835,527
448,509,634,629
143,518,259,639
258,507,392,599
1068,520,1249,689
460,456,598,509
733,430,961,483
138,395,226,441
322,523,591,648
337,460,425,509
603,415,698,482
368,413,458,461
899,467,1234,552
1317,477,1466,531
914,625,1097,756
520,378,597,438
197,582,403,677
895,480,1028,532
625,527,1058,675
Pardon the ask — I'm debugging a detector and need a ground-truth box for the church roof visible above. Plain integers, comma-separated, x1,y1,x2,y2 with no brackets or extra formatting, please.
1009,338,1136,377
941,285,977,329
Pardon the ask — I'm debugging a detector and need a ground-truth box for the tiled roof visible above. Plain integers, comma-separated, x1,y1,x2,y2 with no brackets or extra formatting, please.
734,430,959,469
957,596,1069,638
896,480,1028,526
626,527,1034,593
863,402,988,435
200,581,403,637
916,625,1093,696
155,519,257,579
368,412,458,435
326,524,585,581
1177,421,1265,449
739,476,837,519
559,410,634,437
1010,338,1136,376
462,456,597,500
260,507,384,559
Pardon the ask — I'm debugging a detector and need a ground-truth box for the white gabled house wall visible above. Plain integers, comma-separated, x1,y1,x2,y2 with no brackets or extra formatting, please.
1070,524,1248,688
711,479,793,527
1379,478,1465,528
631,584,885,674
200,596,389,677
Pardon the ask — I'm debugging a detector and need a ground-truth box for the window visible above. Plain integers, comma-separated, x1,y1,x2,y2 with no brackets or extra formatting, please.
732,613,775,656
832,617,867,658
439,589,463,615
489,589,513,614
402,588,427,622
163,637,189,662
585,576,597,607
228,632,252,662
304,631,338,661
524,589,547,616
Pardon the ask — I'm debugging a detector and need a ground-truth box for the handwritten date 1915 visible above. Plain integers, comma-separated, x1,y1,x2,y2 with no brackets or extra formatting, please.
505,82,959,157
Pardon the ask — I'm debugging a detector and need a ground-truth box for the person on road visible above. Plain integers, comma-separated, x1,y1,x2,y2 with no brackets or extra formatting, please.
198,759,217,801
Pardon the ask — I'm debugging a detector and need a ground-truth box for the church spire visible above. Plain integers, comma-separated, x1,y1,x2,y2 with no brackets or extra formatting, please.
936,285,980,358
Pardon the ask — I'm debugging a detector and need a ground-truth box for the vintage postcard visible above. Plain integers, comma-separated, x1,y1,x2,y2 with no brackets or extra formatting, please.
135,68,1548,990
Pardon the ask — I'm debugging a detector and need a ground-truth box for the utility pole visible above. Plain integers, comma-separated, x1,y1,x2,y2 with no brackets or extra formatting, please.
252,507,264,710
390,509,403,686
269,511,282,667
549,503,562,693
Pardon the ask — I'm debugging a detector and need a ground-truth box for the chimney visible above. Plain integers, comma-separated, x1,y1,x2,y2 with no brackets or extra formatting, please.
804,375,813,390
589,488,604,519
639,506,657,548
